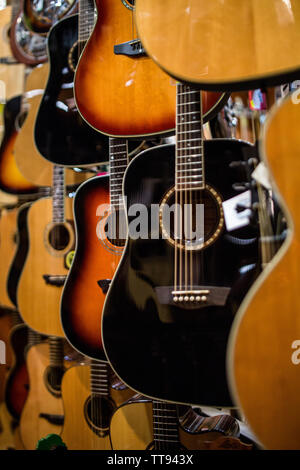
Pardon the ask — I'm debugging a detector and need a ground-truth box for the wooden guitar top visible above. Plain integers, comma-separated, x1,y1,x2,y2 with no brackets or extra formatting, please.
135,0,300,90
228,92,300,449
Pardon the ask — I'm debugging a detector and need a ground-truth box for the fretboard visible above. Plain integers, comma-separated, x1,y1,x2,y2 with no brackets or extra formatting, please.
52,166,65,223
90,360,109,397
109,137,128,213
28,328,42,347
79,0,95,43
49,336,64,368
176,83,204,191
153,401,179,450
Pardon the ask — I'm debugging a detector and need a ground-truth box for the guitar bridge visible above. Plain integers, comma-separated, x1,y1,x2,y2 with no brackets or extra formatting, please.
155,286,231,309
39,413,64,426
114,39,146,57
43,275,67,287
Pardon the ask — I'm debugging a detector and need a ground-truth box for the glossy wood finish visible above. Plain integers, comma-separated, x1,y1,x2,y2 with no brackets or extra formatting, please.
0,208,18,310
17,197,74,337
74,0,226,137
61,364,130,450
14,64,96,186
61,175,120,360
0,96,39,195
135,0,300,91
7,203,31,309
5,324,29,420
20,342,64,449
110,398,241,450
35,14,109,166
228,93,300,450
0,7,25,101
102,142,260,406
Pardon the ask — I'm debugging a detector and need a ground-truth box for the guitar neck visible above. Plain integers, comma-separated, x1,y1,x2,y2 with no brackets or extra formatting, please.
109,137,128,213
176,83,204,191
152,401,179,450
79,0,95,44
49,336,64,368
52,166,65,223
11,0,20,22
28,328,43,347
90,360,109,397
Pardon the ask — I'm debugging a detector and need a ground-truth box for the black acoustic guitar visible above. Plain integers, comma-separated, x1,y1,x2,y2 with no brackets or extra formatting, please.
102,83,260,407
34,12,109,166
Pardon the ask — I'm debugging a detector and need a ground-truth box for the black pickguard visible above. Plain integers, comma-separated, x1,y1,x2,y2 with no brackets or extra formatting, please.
102,141,260,407
34,14,109,166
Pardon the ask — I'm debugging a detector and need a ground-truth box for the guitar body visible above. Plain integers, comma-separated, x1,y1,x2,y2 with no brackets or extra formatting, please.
0,7,25,101
61,175,122,360
0,312,13,403
23,0,77,35
10,2,48,66
0,96,39,195
135,0,300,91
0,402,16,450
5,324,29,420
20,342,64,450
0,207,18,310
228,93,300,449
17,196,75,337
74,0,226,137
102,141,260,406
110,397,242,450
14,64,96,186
7,203,31,309
35,14,109,166
61,364,114,450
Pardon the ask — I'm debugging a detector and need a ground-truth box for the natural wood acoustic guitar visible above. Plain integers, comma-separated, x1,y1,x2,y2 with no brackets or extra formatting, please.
20,335,69,450
17,167,74,337
110,396,254,450
60,361,133,449
228,92,300,449
0,206,18,310
135,0,300,91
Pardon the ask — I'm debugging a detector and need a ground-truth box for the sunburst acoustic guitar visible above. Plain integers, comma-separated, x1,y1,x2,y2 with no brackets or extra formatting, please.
135,0,300,91
228,92,300,450
0,95,39,195
74,0,227,137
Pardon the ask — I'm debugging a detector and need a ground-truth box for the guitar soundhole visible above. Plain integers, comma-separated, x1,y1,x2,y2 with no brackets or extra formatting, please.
84,395,115,437
44,366,64,397
48,224,70,251
160,185,224,250
104,209,126,248
68,41,85,73
122,0,135,10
